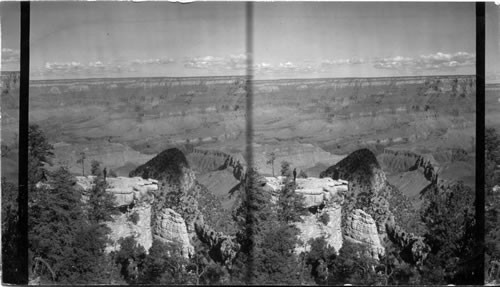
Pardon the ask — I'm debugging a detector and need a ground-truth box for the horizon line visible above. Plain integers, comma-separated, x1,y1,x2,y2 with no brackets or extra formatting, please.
1,70,477,83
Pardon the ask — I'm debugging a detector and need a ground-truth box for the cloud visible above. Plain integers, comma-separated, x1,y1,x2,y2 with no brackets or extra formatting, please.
45,61,84,72
226,54,248,70
40,57,175,75
184,54,248,71
2,48,20,64
131,58,175,65
252,61,314,75
183,54,250,70
373,56,413,70
184,55,225,69
373,52,475,72
321,58,365,67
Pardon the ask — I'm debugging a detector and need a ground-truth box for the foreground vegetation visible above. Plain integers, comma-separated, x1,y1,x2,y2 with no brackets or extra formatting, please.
1,124,481,284
486,127,500,284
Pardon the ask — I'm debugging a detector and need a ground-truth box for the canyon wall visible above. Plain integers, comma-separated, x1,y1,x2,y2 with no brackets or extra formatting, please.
1,73,475,179
0,73,476,191
263,176,385,258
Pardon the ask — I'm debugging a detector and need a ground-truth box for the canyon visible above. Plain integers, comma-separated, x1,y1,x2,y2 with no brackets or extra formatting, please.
2,73,475,194
1,72,475,271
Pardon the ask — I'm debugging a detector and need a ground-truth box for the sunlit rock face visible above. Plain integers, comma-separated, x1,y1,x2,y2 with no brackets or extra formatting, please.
344,209,385,258
294,177,348,208
75,175,158,206
294,205,343,255
105,176,159,206
263,176,348,206
75,175,195,257
153,208,194,257
262,176,347,255
105,204,153,254
75,175,158,253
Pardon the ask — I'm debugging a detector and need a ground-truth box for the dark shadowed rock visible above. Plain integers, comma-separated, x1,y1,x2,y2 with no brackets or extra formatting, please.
320,148,431,263
129,148,190,186
320,148,386,195
194,220,240,266
385,215,430,266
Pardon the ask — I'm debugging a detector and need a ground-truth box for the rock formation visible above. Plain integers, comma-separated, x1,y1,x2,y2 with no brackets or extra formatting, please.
294,177,348,208
194,220,240,266
320,148,386,195
76,175,159,207
186,148,247,181
263,176,347,205
130,148,195,192
75,175,159,253
106,203,154,254
294,205,343,255
154,208,194,257
75,177,195,258
385,215,429,266
344,209,384,258
320,148,431,262
262,175,388,259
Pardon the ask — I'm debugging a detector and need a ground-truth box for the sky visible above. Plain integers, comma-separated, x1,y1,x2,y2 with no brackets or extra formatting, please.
486,3,500,83
1,2,482,80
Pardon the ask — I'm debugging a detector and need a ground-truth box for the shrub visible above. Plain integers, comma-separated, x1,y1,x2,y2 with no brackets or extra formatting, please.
281,161,291,177
91,160,102,176
128,211,140,224
109,169,118,178
319,212,330,225
298,170,308,178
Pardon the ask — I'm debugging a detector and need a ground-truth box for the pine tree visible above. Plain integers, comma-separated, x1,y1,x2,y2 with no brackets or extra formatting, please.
29,167,86,282
420,181,476,283
87,176,118,223
328,240,379,285
137,239,193,284
28,124,54,185
2,178,22,283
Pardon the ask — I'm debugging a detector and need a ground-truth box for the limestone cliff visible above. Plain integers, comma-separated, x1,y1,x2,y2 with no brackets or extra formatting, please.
154,208,194,257
106,204,154,254
76,176,159,207
294,205,343,255
293,178,345,255
75,176,158,253
263,176,387,259
75,173,196,258
344,209,384,258
320,148,431,262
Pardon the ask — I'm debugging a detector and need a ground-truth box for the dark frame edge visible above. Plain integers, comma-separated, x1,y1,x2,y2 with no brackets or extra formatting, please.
17,1,30,284
476,2,486,285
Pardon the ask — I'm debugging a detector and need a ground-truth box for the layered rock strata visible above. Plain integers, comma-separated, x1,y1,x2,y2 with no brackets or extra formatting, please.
344,209,384,257
154,208,194,257
262,176,384,258
320,148,431,263
75,175,195,257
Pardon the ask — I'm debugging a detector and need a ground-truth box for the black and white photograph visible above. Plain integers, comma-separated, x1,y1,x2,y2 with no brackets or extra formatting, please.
0,1,484,285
